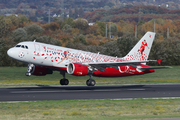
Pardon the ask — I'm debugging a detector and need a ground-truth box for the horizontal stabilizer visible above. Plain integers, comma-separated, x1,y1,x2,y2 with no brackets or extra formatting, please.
139,66,172,71
157,59,162,65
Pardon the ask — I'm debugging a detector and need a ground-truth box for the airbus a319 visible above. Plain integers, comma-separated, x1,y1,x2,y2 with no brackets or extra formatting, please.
7,32,170,86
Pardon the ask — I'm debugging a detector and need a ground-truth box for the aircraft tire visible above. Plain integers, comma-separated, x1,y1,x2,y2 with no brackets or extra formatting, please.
60,79,64,85
90,80,96,86
86,80,90,86
64,79,69,85
86,79,96,86
60,79,69,85
25,72,31,76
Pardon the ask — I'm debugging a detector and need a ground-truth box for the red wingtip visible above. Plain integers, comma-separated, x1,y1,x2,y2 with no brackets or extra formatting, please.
157,59,162,65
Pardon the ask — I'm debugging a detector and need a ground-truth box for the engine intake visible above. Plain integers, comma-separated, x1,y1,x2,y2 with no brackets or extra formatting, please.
67,63,89,76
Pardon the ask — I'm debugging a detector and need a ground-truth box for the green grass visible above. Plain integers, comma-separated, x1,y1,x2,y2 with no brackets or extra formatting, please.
0,99,180,120
0,67,180,120
0,66,180,86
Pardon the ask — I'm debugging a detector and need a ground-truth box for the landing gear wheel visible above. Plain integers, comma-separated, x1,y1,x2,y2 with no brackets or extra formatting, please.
91,80,96,86
25,72,31,76
60,79,64,85
86,80,90,86
86,79,96,86
60,79,69,85
64,79,69,85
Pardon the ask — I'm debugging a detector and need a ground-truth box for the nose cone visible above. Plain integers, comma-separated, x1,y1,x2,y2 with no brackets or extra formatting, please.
7,48,15,58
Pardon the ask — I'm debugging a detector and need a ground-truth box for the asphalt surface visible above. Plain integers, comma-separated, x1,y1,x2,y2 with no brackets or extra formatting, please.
0,84,180,102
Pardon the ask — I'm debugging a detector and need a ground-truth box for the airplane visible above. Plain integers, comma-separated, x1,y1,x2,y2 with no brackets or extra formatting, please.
7,31,170,86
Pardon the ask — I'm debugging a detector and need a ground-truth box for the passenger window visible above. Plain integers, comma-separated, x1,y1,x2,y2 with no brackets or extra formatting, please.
25,46,28,49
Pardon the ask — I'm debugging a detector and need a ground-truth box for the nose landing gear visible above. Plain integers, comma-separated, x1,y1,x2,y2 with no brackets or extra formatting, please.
60,71,69,85
25,64,34,76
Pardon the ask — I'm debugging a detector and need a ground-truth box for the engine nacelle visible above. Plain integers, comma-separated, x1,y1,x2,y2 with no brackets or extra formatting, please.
67,63,89,76
27,64,53,76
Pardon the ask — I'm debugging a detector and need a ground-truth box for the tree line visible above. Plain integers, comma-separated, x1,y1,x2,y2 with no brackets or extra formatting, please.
84,5,180,23
0,14,180,66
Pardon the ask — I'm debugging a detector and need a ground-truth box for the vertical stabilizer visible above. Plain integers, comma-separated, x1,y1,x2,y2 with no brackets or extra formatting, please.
124,31,156,61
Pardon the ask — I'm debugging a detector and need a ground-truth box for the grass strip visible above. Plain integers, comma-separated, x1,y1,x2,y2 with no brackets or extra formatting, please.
0,98,180,120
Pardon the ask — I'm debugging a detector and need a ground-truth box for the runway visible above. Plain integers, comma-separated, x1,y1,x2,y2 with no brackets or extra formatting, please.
0,84,180,102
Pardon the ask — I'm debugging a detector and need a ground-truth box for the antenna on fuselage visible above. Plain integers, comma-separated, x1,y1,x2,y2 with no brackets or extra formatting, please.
33,39,36,42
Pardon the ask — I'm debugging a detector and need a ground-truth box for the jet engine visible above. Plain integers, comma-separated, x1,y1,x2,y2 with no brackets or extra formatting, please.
67,63,89,76
26,64,53,76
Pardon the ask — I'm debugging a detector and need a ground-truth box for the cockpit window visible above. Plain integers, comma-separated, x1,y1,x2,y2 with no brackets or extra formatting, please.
15,44,28,49
16,45,21,47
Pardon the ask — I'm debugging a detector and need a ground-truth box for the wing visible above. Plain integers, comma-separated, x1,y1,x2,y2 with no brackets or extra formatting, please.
82,60,171,72
82,60,142,72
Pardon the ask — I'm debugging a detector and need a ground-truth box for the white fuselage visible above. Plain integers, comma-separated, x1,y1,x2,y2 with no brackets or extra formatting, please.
7,41,125,70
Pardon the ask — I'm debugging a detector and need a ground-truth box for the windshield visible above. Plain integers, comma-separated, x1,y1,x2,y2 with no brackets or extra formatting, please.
15,44,28,49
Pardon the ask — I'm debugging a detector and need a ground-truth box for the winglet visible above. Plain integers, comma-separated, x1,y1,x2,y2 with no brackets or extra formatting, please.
157,59,162,65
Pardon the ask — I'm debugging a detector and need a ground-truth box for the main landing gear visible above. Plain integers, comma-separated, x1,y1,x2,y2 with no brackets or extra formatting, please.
59,71,96,86
86,75,96,86
60,71,69,85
